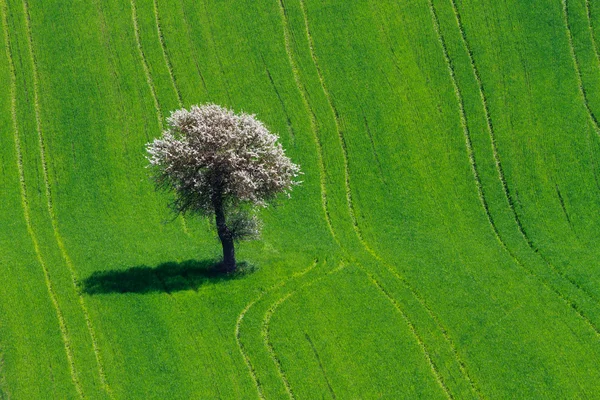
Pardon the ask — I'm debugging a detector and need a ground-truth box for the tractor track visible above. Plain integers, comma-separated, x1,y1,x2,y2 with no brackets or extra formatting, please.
431,0,600,339
1,1,83,396
283,0,483,396
130,0,163,132
21,0,113,395
235,260,317,399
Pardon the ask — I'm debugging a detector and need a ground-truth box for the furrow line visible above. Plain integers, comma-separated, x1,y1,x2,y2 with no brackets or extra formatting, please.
152,0,182,106
304,333,336,399
357,99,386,185
556,184,574,229
451,0,600,307
177,0,207,93
432,0,600,338
298,0,360,241
235,298,265,400
261,53,295,142
261,262,346,399
21,0,113,395
235,260,317,399
130,0,163,131
146,0,189,236
573,0,600,193
277,0,335,240
262,293,296,399
365,273,452,399
564,0,600,135
298,0,481,396
1,2,83,396
586,0,600,76
367,249,484,399
430,1,504,248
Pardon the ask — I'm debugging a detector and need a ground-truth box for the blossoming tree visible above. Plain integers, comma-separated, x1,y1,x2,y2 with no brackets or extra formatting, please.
146,104,301,272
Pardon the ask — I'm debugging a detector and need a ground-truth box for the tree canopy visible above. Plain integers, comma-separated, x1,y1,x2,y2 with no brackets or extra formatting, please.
146,104,301,271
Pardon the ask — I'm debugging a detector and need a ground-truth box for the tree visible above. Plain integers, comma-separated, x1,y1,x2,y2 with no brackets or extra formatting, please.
146,104,301,272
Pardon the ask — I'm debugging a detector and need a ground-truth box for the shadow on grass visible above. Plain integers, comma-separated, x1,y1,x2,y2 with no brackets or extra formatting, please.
82,259,255,295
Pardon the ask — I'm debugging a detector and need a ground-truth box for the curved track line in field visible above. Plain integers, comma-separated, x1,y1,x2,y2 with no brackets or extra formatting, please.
356,97,386,185
152,0,182,107
177,0,207,93
277,0,335,239
262,292,296,399
432,0,600,386
235,261,318,399
304,333,336,399
298,0,359,241
261,262,346,400
262,260,450,400
296,1,481,396
585,0,600,83
260,53,296,143
20,1,114,396
150,0,190,236
564,0,600,135
1,2,83,396
429,0,505,247
431,0,600,338
450,0,600,307
235,298,265,399
130,0,163,132
364,273,452,399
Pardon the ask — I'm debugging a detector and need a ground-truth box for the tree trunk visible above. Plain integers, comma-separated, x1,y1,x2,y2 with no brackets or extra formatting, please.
213,193,236,272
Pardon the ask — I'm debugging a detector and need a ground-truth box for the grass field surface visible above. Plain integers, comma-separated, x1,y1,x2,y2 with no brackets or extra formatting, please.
1,0,600,398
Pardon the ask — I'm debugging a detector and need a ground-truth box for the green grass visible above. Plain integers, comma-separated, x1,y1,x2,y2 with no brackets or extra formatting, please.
1,0,600,398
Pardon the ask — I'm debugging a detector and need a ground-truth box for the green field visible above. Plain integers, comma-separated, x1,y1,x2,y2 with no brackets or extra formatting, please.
2,0,600,398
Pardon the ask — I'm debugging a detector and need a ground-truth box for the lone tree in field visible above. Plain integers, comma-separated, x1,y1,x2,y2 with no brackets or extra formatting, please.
146,104,301,272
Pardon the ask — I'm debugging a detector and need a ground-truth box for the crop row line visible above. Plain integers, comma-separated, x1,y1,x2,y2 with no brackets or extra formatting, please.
132,0,189,236
433,0,600,338
235,260,318,399
21,0,114,395
357,99,386,185
262,292,295,399
1,1,84,397
261,54,296,142
430,0,507,252
153,0,182,107
586,0,600,80
299,0,360,243
259,261,346,400
130,0,163,132
179,1,208,93
277,0,336,240
563,0,600,135
452,0,600,308
304,333,337,399
365,273,452,399
235,297,266,399
448,0,535,247
569,0,600,192
292,0,481,396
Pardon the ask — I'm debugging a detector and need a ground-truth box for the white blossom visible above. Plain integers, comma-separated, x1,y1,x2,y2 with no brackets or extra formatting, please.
146,104,301,242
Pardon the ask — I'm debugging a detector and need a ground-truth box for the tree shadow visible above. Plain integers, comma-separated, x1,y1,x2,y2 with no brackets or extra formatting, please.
82,259,255,295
